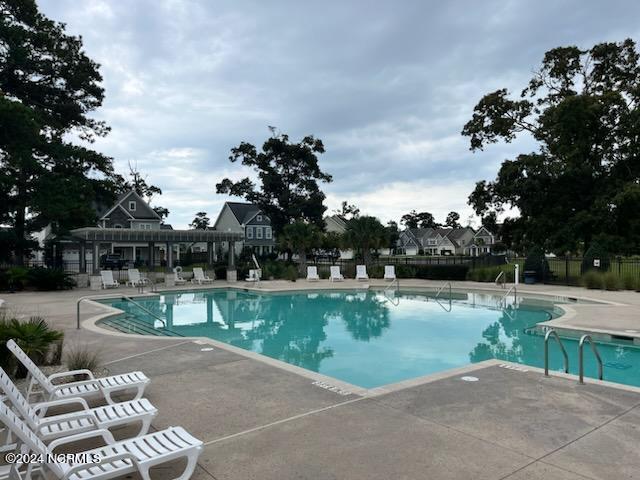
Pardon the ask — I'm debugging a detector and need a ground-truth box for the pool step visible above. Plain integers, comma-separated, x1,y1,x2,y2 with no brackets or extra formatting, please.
102,315,183,337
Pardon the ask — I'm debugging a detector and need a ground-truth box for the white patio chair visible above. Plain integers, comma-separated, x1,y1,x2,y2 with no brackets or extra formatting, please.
355,265,369,281
125,268,147,287
0,368,157,442
173,266,187,285
384,265,396,281
192,267,213,284
329,266,344,282
306,266,320,281
100,270,119,289
246,269,261,282
7,340,149,405
0,402,202,480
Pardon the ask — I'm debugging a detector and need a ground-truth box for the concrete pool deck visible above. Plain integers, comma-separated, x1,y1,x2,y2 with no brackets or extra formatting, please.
2,280,640,479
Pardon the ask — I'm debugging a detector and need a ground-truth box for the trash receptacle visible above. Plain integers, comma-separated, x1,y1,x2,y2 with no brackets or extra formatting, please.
524,270,537,284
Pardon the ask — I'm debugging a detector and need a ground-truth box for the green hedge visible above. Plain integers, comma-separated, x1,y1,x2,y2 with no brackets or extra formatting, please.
0,267,75,291
467,265,514,283
395,264,469,281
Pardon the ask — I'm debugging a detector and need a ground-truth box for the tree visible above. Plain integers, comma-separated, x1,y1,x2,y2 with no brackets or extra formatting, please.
190,212,210,230
113,163,169,220
321,231,343,260
216,128,332,235
400,210,439,229
0,1,115,263
334,201,360,220
278,221,321,275
343,216,388,265
445,211,461,228
386,221,400,251
463,39,640,254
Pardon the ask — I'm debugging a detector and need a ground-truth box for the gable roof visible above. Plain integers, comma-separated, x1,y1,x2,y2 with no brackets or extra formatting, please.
98,190,162,221
225,202,263,225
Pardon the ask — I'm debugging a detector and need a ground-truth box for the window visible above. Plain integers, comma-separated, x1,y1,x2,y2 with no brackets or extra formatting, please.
114,224,123,229
265,227,272,239
129,201,136,211
256,215,263,222
427,239,437,245
139,223,151,230
246,227,254,239
256,227,263,239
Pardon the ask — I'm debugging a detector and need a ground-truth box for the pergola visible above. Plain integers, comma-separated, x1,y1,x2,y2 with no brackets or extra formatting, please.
70,227,244,274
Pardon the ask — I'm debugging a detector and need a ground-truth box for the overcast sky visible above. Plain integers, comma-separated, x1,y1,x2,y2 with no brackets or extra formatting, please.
40,0,640,229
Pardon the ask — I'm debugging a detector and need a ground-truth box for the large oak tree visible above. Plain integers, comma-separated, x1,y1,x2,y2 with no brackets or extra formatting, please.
463,39,640,255
216,128,332,235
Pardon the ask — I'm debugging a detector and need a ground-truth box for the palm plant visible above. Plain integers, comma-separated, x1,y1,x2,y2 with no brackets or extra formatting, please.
5,316,64,378
279,221,322,275
343,216,388,265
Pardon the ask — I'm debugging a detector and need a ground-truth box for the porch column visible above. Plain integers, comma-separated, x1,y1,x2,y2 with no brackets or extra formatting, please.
79,242,86,273
132,245,137,264
167,242,173,269
92,242,99,274
148,242,155,268
207,241,214,266
226,241,237,282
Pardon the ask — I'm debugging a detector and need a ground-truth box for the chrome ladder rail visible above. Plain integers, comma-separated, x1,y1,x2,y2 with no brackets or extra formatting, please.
435,282,451,300
544,329,569,375
120,295,166,328
137,277,157,294
495,271,505,289
383,278,400,306
499,285,517,307
578,335,604,384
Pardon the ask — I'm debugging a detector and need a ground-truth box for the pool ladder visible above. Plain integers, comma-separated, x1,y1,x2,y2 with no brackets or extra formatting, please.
543,328,604,384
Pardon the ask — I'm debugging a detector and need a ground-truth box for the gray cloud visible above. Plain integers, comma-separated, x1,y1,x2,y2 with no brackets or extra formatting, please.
40,0,640,227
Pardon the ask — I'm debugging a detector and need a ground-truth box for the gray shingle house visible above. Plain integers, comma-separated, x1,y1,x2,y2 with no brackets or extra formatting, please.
213,202,276,255
397,226,496,255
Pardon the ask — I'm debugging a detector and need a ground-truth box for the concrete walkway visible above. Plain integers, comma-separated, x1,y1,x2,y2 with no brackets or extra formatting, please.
2,281,640,479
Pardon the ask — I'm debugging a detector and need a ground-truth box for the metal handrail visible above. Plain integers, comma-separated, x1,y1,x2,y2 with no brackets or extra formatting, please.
435,282,451,300
383,278,400,306
544,329,569,376
384,278,399,295
499,285,517,307
120,295,166,328
495,271,505,289
76,297,95,329
434,296,452,312
578,335,603,384
137,277,157,294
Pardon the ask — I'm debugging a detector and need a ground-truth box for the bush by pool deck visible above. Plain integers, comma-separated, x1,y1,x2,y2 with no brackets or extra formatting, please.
4,280,640,480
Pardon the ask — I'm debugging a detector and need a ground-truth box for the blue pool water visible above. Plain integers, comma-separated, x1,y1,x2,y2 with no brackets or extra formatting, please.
100,289,640,389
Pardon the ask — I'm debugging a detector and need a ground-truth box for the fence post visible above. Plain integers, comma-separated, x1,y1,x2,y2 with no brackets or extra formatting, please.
618,256,622,276
565,256,570,286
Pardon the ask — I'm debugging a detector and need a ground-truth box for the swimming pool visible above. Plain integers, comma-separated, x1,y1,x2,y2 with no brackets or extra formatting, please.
98,289,640,389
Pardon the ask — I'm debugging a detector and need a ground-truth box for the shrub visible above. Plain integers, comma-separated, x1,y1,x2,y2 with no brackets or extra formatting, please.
1,316,64,378
582,270,604,289
6,267,29,290
603,272,621,291
467,265,514,283
27,267,76,290
396,265,416,278
581,242,610,273
413,264,469,281
368,265,384,279
524,246,549,282
284,265,298,282
622,274,638,291
65,345,102,374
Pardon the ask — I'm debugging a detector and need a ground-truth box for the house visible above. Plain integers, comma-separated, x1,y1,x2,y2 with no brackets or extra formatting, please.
323,214,353,259
464,226,499,255
212,202,276,256
396,226,492,256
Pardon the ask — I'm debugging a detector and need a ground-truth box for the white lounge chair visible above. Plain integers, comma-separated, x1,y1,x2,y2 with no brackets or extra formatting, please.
384,265,396,281
0,402,203,480
306,266,320,281
192,267,213,284
246,269,261,282
355,265,369,281
100,270,119,289
7,340,149,405
125,268,147,287
0,368,157,442
173,266,187,285
329,266,344,282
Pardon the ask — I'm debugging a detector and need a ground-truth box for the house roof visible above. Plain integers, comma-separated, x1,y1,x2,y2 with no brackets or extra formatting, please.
226,202,262,225
98,190,162,221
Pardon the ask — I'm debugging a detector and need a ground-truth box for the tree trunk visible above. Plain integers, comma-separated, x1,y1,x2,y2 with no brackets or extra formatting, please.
297,250,307,276
14,178,28,266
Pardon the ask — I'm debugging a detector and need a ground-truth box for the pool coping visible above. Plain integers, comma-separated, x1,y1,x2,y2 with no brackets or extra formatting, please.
79,283,640,396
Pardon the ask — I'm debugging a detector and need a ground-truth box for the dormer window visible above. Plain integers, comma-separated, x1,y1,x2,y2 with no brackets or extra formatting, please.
129,201,136,211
